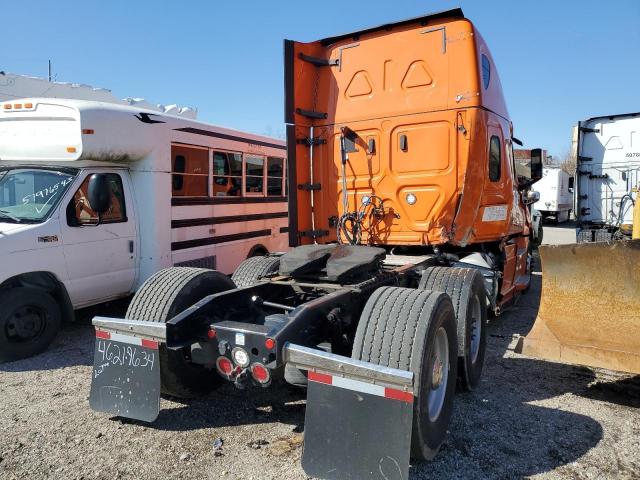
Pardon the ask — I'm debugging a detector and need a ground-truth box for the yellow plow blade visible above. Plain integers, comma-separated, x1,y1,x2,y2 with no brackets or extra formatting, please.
516,239,640,374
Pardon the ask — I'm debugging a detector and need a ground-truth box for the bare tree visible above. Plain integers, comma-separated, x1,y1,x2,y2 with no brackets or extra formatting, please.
557,144,577,175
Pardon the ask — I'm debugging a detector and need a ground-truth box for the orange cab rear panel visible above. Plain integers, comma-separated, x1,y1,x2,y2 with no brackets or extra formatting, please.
285,9,529,252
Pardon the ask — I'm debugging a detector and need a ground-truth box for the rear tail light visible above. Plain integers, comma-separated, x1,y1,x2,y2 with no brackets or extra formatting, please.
216,356,234,377
264,338,275,350
207,328,216,339
250,363,271,385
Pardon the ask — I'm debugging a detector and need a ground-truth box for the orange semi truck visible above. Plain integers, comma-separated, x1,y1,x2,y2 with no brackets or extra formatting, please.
89,9,542,479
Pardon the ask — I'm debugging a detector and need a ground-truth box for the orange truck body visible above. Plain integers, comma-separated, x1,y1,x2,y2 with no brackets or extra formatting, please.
285,8,532,305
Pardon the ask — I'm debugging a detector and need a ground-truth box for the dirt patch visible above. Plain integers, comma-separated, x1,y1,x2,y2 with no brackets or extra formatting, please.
1,262,639,479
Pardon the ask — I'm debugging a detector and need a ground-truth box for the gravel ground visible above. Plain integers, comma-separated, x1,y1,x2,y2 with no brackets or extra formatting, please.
1,228,639,480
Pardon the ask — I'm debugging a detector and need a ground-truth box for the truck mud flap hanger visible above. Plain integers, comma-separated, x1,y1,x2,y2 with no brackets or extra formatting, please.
89,317,415,480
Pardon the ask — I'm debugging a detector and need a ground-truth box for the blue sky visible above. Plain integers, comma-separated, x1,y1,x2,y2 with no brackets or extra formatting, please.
2,1,639,158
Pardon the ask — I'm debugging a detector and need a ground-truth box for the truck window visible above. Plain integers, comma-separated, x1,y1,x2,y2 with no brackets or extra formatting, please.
171,146,208,197
481,54,491,90
245,155,265,194
489,136,501,182
69,173,126,225
267,157,284,196
212,151,242,197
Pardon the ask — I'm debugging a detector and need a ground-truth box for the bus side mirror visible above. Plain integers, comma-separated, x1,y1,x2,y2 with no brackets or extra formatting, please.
530,148,543,182
87,174,112,214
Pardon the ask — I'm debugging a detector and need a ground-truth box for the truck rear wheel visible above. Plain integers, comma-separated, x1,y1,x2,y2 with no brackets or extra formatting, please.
352,286,458,461
419,267,487,391
231,256,280,288
126,267,236,398
0,287,61,362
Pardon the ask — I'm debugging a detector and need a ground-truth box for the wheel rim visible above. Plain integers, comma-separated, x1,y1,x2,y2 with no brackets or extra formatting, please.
469,295,482,364
6,305,47,343
428,326,449,422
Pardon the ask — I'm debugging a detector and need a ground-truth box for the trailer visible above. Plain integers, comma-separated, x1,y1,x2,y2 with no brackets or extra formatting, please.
575,112,640,242
533,167,573,223
88,9,542,479
0,99,288,361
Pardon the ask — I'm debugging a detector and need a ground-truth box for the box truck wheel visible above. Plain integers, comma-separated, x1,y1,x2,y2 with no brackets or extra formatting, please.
419,267,488,391
352,286,458,461
126,267,236,398
0,287,61,362
231,256,280,288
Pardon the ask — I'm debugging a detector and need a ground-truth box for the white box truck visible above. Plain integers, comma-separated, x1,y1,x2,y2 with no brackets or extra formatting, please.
575,112,640,242
533,167,573,223
0,98,288,361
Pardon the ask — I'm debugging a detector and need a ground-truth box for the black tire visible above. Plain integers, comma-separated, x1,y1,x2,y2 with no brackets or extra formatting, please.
419,267,487,392
0,287,61,362
352,286,458,461
126,267,236,398
537,221,544,246
231,256,280,288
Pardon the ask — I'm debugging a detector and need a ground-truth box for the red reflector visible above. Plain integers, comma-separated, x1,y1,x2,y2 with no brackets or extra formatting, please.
308,371,332,385
216,356,234,376
264,338,275,350
95,329,110,340
82,128,95,134
207,328,216,339
141,339,159,350
384,388,414,404
250,363,270,383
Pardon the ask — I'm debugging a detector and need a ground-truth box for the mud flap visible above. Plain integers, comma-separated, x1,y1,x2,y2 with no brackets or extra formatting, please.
283,343,414,480
89,327,162,423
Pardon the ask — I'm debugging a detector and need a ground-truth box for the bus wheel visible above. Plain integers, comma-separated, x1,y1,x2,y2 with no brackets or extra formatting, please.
0,287,61,362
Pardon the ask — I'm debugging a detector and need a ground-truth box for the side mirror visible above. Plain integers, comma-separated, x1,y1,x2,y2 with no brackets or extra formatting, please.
530,148,543,182
87,174,111,215
524,190,540,205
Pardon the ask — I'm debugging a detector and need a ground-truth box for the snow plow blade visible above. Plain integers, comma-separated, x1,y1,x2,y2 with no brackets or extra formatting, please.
516,240,640,374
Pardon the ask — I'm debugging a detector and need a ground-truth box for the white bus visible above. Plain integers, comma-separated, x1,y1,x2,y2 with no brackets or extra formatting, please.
0,98,288,361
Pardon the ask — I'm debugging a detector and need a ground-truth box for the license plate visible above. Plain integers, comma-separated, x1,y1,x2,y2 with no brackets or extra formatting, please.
89,329,161,423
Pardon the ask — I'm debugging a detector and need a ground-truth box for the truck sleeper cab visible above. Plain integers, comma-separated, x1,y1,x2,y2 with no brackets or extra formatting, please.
89,9,542,480
0,99,287,362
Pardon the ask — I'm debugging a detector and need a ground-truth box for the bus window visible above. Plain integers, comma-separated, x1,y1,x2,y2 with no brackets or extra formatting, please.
245,155,264,194
267,157,284,196
171,146,208,196
213,151,242,196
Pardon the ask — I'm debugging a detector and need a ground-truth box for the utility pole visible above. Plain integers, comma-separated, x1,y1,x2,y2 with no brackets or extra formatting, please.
48,60,52,82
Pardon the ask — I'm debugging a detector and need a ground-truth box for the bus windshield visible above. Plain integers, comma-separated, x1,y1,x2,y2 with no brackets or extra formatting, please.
0,168,77,223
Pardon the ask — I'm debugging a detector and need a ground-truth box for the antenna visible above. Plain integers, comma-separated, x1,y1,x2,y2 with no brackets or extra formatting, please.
48,60,52,82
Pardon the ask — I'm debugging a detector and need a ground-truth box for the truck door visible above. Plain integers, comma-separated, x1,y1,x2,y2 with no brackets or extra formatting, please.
61,170,137,306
